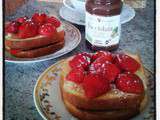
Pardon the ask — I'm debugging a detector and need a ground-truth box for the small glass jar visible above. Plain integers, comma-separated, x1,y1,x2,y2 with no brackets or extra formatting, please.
85,0,123,51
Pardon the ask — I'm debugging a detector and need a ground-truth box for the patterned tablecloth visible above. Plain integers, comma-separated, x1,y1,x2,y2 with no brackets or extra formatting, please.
5,0,154,119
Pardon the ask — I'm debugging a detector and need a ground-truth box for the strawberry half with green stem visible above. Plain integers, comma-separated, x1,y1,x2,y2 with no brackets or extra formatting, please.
89,56,120,82
69,53,91,70
114,53,141,73
83,74,111,99
116,72,144,94
18,20,38,38
66,66,85,84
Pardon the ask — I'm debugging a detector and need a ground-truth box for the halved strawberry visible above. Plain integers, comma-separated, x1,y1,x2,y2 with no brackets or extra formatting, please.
18,20,38,38
46,16,61,28
114,54,140,73
6,21,20,34
16,16,28,24
39,23,57,37
89,57,120,82
69,53,91,70
83,74,111,99
92,51,113,62
32,13,47,26
116,72,144,94
103,62,120,82
66,67,85,84
89,56,108,74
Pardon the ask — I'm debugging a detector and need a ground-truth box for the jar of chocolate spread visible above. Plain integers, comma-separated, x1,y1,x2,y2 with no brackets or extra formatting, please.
85,0,122,51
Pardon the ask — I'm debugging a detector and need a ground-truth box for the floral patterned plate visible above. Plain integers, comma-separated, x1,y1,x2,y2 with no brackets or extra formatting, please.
33,60,155,120
5,22,81,63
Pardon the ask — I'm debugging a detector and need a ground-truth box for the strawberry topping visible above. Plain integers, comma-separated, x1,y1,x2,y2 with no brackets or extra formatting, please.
69,53,91,70
32,13,47,26
46,16,61,28
65,51,144,98
114,54,140,73
103,62,120,82
116,72,144,94
39,23,57,37
89,56,109,74
10,49,20,55
92,51,113,62
89,57,120,82
16,16,28,24
18,20,38,38
66,67,85,84
5,13,64,40
83,74,111,99
6,21,20,33
80,52,92,59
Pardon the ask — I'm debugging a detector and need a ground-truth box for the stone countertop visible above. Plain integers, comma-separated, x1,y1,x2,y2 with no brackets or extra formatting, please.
5,0,154,120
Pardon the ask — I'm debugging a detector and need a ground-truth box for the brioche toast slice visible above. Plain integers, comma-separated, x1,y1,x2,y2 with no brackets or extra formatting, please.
5,30,65,50
62,99,139,120
6,41,64,58
60,52,148,111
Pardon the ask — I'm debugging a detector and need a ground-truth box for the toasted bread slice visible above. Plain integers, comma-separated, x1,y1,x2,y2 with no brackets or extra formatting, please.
63,99,139,120
5,30,65,50
6,41,64,58
5,22,65,50
60,52,148,111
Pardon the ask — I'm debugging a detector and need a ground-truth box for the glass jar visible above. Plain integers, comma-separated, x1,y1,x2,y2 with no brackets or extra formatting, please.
85,0,123,51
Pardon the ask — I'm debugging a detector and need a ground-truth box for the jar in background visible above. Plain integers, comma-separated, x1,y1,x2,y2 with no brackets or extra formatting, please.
85,0,123,51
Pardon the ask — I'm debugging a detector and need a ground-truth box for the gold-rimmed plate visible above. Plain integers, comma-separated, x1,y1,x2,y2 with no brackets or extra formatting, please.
33,60,155,120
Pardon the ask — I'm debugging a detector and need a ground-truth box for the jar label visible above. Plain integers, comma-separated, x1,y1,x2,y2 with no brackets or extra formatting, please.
85,12,121,47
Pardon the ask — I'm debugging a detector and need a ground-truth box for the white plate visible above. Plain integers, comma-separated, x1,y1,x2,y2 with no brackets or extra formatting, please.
60,3,135,25
5,22,81,63
34,60,155,120
68,0,85,14
60,6,85,26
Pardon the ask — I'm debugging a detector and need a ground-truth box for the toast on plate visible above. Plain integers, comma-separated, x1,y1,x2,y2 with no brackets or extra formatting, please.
59,51,148,120
5,13,65,58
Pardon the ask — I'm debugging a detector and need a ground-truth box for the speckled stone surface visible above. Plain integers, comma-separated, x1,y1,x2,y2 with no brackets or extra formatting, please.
5,0,154,120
